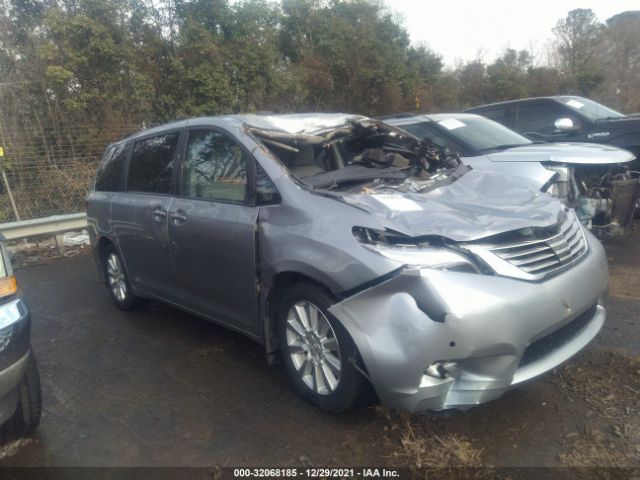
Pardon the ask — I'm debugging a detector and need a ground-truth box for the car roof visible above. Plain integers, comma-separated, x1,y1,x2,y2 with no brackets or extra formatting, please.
466,95,584,111
111,113,368,146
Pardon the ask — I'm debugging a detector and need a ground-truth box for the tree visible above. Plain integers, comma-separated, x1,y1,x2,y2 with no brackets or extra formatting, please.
525,66,561,97
552,8,604,96
486,48,530,101
224,0,286,112
596,11,640,112
456,60,488,107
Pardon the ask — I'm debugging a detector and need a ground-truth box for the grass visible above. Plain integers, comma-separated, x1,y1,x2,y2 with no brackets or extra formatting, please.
553,350,640,467
0,438,34,461
552,350,640,420
559,424,640,467
377,408,498,478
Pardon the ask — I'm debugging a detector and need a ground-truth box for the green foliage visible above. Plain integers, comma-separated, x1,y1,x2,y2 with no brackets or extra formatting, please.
486,49,529,101
0,0,637,139
552,8,604,96
598,11,640,112
0,0,636,223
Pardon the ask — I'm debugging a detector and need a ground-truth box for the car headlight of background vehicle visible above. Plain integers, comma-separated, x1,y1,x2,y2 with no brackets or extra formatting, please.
0,241,16,299
0,239,19,353
352,227,480,273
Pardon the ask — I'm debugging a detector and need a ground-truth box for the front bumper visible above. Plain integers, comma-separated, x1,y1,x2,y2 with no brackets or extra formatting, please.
0,297,31,424
329,232,608,412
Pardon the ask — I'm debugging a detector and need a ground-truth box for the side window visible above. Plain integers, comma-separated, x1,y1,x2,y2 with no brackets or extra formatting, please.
182,129,247,203
255,162,280,204
95,142,128,191
477,107,507,124
515,103,577,135
127,132,179,194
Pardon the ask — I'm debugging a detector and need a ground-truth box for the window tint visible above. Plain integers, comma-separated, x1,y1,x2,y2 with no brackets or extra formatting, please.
515,103,578,135
477,107,507,124
95,142,128,191
127,133,179,194
255,162,279,204
182,129,247,203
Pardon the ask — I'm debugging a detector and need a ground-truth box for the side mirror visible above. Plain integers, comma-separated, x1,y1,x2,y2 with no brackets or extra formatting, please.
554,118,578,134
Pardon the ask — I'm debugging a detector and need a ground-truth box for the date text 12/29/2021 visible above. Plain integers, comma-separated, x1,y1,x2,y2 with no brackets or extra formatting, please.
233,468,400,478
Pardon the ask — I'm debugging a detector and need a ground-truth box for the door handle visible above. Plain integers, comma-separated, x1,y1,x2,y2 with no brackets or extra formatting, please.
152,207,167,223
170,211,187,225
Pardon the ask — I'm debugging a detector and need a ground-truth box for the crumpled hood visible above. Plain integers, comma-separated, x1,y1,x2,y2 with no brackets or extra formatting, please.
342,170,564,242
237,113,366,134
487,142,635,165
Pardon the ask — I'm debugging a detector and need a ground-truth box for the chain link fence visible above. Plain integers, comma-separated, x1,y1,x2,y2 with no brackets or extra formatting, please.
0,124,140,223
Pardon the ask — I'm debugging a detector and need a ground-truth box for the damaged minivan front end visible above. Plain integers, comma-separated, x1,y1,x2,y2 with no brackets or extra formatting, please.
248,114,608,412
330,212,607,411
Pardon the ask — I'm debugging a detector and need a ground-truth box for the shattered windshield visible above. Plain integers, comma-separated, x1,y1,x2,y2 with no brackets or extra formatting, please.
250,119,462,192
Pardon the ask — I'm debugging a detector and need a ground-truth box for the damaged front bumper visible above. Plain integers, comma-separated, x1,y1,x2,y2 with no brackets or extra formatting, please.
329,233,608,412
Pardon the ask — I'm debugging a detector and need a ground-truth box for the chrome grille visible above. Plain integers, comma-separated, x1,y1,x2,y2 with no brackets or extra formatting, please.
487,213,587,278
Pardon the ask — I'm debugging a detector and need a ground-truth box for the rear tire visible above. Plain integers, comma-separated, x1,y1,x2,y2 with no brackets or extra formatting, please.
277,282,364,413
0,351,41,444
103,246,146,311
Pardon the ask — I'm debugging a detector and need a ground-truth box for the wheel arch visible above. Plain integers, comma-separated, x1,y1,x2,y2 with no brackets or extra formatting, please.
94,235,115,283
263,270,336,355
262,269,370,378
95,236,134,292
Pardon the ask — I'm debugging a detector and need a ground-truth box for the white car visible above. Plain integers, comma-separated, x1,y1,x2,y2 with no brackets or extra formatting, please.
387,113,639,235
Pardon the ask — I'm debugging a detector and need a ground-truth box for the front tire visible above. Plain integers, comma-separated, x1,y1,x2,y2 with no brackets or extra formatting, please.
277,283,364,413
103,246,146,311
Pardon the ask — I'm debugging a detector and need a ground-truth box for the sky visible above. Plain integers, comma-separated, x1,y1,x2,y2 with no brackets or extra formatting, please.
385,0,639,67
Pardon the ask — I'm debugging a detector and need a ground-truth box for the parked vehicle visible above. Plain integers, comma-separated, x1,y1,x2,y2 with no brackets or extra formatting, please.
466,96,640,159
0,235,41,441
386,113,639,235
87,114,608,413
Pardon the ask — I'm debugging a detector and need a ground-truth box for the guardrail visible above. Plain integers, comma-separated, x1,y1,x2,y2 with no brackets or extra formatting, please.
0,213,88,253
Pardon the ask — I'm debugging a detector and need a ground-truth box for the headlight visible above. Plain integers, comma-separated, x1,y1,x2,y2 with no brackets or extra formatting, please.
353,227,480,273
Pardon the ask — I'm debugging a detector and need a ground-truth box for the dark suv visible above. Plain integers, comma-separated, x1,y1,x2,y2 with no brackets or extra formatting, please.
467,96,640,160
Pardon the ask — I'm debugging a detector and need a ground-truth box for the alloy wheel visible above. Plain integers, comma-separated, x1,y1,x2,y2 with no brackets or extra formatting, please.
106,252,127,302
285,300,341,395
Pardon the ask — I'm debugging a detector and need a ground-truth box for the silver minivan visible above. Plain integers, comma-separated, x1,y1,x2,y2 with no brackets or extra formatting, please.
87,114,608,413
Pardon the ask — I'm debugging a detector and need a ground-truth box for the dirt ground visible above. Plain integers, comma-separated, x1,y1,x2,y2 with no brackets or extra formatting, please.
0,227,638,474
